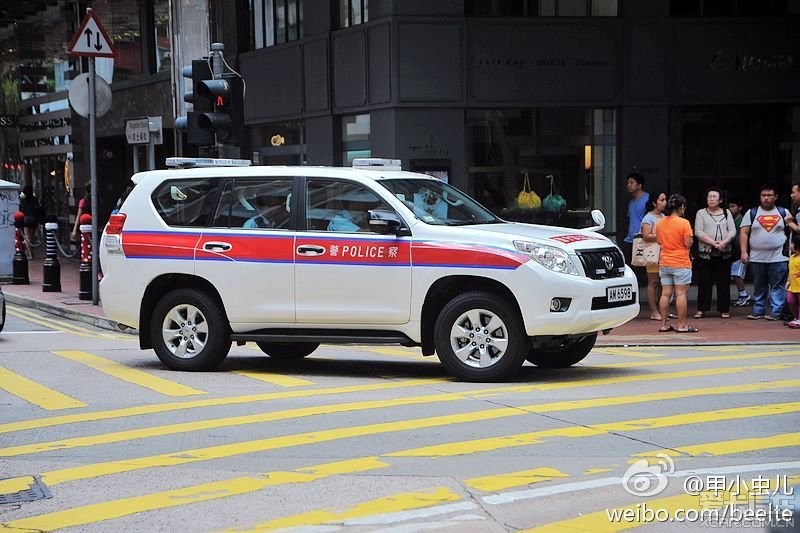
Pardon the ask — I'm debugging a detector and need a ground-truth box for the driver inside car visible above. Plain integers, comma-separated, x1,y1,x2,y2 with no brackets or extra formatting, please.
327,191,381,232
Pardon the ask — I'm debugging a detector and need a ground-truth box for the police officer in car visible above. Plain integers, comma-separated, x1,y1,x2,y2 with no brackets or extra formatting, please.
244,193,289,229
328,190,380,232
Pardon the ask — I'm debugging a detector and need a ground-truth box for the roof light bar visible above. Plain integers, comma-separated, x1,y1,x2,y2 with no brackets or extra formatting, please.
352,158,402,171
165,157,252,168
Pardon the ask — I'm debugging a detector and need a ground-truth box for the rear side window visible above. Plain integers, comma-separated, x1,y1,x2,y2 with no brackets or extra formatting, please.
152,178,218,227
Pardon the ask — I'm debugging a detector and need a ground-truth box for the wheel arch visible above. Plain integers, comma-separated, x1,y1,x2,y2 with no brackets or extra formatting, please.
139,274,228,349
420,275,522,356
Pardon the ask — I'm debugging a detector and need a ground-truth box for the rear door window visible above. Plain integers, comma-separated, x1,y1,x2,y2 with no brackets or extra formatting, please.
211,178,294,229
151,178,218,227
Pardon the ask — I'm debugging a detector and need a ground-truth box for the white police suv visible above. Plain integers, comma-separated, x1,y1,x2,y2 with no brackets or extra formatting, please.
100,158,638,382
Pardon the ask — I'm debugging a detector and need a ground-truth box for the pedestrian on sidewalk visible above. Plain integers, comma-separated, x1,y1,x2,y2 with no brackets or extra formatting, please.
71,184,91,243
693,187,736,319
622,173,649,274
640,190,667,321
739,183,791,321
18,184,42,258
656,193,698,333
729,197,753,307
786,234,800,329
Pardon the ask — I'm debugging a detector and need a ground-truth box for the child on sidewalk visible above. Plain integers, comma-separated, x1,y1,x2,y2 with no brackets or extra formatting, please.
786,234,800,329
728,198,753,306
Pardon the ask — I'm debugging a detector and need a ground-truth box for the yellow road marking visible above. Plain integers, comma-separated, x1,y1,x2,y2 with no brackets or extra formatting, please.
0,379,441,435
0,475,37,496
695,345,746,352
238,487,462,532
594,348,666,358
7,306,131,341
0,367,86,410
522,475,800,532
233,370,314,387
633,432,800,460
4,399,798,531
51,351,206,397
1,348,795,437
3,457,389,532
465,467,569,492
388,401,800,458
0,392,468,457
600,348,800,369
1,379,794,493
585,468,615,475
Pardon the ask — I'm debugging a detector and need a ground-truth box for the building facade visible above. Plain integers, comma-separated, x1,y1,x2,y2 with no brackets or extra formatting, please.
1,0,799,240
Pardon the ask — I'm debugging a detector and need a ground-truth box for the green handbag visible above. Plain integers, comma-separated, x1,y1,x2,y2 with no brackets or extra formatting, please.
542,175,567,213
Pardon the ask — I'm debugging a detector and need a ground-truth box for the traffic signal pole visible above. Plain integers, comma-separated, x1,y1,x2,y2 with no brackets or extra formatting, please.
210,43,225,154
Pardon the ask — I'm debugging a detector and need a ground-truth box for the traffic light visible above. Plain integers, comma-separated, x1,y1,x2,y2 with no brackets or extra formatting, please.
174,59,215,146
197,75,244,148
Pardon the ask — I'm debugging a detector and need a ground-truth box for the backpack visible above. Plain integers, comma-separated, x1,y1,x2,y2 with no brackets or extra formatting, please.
748,206,789,257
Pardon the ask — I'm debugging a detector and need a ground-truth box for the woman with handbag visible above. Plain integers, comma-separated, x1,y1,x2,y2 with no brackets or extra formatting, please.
656,194,697,333
640,191,667,320
693,187,737,319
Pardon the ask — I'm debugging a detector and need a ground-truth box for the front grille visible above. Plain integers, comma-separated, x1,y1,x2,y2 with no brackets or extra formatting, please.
576,248,626,280
592,292,637,310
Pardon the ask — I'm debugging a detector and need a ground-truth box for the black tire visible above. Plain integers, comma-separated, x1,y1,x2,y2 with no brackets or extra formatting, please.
256,341,319,359
526,333,597,368
150,288,230,371
434,291,527,382
0,299,5,333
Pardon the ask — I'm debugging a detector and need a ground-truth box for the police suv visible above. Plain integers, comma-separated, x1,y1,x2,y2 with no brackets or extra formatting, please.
99,158,638,382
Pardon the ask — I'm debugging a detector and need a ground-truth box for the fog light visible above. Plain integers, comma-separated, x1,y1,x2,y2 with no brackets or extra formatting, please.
550,298,571,312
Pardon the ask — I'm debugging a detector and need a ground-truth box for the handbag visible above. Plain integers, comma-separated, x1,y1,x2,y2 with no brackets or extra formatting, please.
542,175,567,213
632,234,661,267
516,172,541,210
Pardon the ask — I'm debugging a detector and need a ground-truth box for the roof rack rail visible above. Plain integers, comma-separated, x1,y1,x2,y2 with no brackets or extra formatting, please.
165,157,252,168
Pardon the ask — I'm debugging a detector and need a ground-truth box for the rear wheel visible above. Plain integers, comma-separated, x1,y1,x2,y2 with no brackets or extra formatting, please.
256,341,319,359
434,291,527,382
525,333,597,368
150,289,230,371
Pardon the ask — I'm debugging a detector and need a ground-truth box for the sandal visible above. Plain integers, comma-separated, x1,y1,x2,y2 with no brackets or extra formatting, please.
649,315,662,321
720,312,731,319
675,326,699,333
693,311,705,319
658,325,675,332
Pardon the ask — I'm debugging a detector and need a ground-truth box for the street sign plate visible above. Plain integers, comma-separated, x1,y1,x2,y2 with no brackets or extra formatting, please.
68,10,116,58
125,118,150,145
68,73,112,118
125,117,163,145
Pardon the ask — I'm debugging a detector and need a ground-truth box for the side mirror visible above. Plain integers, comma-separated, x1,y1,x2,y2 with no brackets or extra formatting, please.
585,209,606,232
369,209,409,236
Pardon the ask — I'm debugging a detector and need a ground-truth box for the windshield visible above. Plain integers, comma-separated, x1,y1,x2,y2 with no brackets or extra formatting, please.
379,178,501,226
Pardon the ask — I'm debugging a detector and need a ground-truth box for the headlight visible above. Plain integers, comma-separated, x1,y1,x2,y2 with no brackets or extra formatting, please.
514,241,579,275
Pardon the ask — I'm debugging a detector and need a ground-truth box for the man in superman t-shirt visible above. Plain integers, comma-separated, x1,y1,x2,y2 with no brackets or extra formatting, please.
739,184,793,320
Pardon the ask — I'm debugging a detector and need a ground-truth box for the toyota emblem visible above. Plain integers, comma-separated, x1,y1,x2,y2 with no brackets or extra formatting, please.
602,254,614,270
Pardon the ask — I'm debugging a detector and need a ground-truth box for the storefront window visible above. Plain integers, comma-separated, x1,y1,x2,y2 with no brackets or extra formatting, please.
256,120,306,165
341,114,371,164
466,108,617,230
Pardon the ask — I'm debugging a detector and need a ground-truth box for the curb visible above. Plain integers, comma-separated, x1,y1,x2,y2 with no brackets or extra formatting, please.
4,293,137,335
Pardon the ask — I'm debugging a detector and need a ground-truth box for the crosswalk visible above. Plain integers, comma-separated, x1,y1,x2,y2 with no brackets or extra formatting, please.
0,305,798,531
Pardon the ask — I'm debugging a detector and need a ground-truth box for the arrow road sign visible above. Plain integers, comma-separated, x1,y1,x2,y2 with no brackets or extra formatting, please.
68,10,116,58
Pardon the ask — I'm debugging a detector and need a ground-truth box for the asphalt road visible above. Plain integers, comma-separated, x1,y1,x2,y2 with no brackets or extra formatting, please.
0,303,798,532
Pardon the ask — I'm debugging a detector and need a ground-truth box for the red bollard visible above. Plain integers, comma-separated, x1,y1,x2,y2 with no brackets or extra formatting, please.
12,211,29,285
78,214,92,300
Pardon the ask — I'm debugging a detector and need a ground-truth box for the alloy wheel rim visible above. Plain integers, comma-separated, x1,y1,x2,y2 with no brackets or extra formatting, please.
449,308,509,368
161,304,209,358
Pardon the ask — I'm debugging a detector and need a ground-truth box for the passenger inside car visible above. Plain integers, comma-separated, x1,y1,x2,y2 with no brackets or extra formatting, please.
327,191,380,232
243,193,290,229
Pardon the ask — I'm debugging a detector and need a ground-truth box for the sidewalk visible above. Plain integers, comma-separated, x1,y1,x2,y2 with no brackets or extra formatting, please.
2,255,798,345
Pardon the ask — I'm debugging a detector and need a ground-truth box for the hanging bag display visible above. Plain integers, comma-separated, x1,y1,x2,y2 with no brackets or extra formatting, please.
542,175,567,213
516,172,541,209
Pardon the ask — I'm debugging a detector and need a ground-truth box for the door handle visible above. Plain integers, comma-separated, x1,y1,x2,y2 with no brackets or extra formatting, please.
297,244,325,256
203,241,232,252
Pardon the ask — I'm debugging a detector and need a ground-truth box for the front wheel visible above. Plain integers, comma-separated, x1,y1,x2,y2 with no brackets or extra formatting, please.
434,291,527,382
150,289,231,371
256,342,319,359
525,333,597,368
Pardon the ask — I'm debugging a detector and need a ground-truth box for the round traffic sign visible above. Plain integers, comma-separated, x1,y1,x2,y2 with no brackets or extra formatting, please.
68,73,112,118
